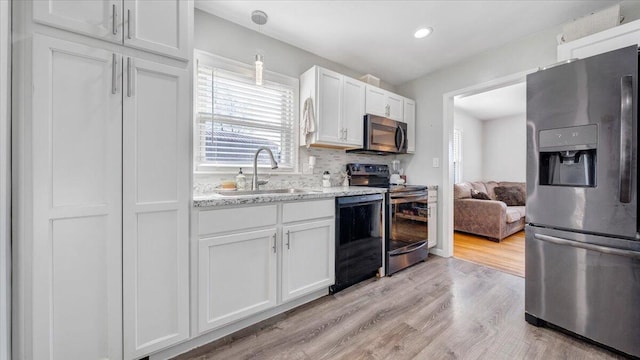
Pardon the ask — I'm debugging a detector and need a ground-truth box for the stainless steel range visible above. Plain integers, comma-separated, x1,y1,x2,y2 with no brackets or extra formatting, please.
347,163,429,275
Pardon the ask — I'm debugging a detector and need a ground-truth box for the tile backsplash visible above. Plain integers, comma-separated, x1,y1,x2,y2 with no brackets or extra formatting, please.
194,147,396,195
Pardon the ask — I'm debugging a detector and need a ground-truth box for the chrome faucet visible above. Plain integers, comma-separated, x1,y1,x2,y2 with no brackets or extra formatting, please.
252,147,278,190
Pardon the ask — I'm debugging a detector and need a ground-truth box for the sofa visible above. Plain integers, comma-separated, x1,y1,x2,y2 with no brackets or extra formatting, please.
454,181,526,241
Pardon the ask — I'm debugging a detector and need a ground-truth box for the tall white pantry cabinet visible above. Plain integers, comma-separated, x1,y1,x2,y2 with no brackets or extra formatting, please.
12,1,193,360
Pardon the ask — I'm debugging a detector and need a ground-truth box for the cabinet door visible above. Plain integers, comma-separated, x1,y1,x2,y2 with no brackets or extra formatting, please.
404,99,416,153
386,93,404,121
33,0,122,43
282,220,335,302
316,68,343,144
365,85,386,117
123,58,190,358
557,20,640,61
428,202,438,248
342,77,365,147
32,34,122,360
123,0,190,60
198,229,278,332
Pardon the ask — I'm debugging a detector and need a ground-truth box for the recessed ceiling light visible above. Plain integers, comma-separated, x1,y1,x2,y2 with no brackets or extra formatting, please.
414,27,433,39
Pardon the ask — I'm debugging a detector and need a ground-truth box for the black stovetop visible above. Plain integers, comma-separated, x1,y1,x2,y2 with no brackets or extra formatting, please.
346,163,427,193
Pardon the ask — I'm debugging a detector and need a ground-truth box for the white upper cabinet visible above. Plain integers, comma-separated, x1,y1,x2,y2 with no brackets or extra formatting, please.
342,77,365,146
386,92,404,121
33,0,191,60
557,19,640,61
300,66,365,148
123,0,190,59
315,67,343,145
365,85,404,121
364,86,386,117
33,0,122,43
404,98,416,153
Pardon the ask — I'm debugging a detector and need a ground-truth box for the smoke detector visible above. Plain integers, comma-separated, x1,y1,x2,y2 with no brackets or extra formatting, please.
251,10,268,26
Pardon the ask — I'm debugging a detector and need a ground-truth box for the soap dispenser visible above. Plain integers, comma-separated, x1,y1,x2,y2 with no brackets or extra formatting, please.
235,168,246,190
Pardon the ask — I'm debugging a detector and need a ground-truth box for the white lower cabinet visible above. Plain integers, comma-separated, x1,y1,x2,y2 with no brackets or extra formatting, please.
428,189,438,249
198,228,278,332
281,219,335,302
196,199,335,334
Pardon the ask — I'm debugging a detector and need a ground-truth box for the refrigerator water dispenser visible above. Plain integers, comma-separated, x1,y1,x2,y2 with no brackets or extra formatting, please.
538,125,597,187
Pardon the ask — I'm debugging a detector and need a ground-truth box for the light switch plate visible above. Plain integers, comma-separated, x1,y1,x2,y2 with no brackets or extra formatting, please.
432,158,440,168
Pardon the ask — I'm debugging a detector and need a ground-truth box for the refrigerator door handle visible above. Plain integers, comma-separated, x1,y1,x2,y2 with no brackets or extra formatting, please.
619,75,633,204
534,233,640,259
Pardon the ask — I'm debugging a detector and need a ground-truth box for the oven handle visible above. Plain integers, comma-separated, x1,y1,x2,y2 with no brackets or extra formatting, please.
390,195,428,204
389,241,427,256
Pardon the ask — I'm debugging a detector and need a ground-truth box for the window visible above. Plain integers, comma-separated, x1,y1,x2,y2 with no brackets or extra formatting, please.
453,128,462,183
195,51,298,172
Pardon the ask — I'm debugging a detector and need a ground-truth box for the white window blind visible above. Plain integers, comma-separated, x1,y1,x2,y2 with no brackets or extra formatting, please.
196,55,296,171
453,128,462,183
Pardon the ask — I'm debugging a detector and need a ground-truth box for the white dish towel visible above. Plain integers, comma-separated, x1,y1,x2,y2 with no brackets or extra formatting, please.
302,97,316,148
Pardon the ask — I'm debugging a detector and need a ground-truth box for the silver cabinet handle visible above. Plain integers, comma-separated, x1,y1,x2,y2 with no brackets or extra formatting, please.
534,233,640,259
127,9,132,39
286,230,291,249
127,57,132,97
428,207,431,218
385,104,390,117
619,75,633,203
344,128,348,140
111,53,117,94
272,233,277,253
112,4,117,35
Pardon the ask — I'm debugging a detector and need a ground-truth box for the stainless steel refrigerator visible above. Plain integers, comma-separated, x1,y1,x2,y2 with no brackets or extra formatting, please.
526,45,640,358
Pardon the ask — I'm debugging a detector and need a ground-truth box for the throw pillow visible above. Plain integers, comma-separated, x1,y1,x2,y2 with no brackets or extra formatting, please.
494,186,526,206
470,189,491,200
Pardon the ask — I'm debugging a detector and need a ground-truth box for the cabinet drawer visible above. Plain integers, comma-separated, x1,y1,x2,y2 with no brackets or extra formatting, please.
282,199,334,223
198,204,277,235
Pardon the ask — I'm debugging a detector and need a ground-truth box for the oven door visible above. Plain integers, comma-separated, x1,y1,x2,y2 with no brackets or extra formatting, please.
387,191,429,274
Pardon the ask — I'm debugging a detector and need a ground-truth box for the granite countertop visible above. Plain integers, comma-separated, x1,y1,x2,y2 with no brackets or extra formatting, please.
193,186,388,208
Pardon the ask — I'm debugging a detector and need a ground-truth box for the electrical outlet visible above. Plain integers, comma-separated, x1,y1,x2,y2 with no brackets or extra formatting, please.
432,158,440,168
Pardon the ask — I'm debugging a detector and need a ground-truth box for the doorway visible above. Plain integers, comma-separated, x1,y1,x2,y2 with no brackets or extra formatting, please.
451,82,526,276
441,70,534,277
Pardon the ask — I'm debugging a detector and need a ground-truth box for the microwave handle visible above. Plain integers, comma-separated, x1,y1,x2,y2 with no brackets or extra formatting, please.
397,125,406,152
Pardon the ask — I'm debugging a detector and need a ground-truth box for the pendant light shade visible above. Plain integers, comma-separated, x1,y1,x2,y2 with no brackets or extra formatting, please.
251,10,268,86
255,54,264,86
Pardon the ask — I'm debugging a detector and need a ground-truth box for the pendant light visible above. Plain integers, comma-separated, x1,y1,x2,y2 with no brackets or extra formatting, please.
251,10,268,85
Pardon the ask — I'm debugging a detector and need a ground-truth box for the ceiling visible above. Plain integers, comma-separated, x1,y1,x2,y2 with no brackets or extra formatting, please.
195,1,615,85
455,82,526,120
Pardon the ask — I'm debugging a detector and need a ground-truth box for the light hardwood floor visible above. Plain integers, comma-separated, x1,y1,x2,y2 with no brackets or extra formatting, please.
176,256,622,360
454,231,525,277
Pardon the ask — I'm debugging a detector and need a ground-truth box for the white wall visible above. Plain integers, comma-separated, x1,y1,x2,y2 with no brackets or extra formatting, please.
482,114,526,182
195,10,396,92
0,0,10,358
453,108,483,182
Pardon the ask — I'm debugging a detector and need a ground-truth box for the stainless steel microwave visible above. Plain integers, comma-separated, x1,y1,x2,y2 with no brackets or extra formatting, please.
347,114,408,155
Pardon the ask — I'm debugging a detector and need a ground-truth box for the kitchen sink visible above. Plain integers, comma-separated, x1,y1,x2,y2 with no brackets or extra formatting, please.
214,188,321,196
